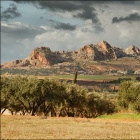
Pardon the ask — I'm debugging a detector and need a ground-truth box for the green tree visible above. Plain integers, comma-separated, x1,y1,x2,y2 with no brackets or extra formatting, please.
86,93,115,118
136,76,140,81
1,76,26,114
42,79,67,117
127,69,134,74
73,70,78,84
64,83,87,117
117,81,140,113
0,77,10,114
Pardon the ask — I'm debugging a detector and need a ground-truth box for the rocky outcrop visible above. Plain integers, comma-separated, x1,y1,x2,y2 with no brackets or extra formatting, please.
124,45,140,56
29,47,51,65
99,40,112,52
99,40,117,59
0,60,23,68
14,60,22,65
76,45,95,60
23,46,73,66
80,45,95,54
73,40,118,60
113,47,126,58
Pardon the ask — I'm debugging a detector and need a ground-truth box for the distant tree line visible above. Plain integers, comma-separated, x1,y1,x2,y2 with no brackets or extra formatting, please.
109,78,132,84
109,76,140,84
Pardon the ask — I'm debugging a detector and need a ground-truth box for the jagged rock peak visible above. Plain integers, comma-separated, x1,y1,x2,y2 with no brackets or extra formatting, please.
99,40,112,52
124,45,140,56
100,40,110,45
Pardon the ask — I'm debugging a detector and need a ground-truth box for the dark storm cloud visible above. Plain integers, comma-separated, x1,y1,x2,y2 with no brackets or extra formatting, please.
40,16,44,19
13,0,139,5
13,0,101,24
55,23,76,31
96,0,136,5
13,0,33,4
1,3,21,20
112,13,140,24
119,0,136,5
73,8,99,24
34,1,101,24
48,20,76,31
36,1,81,12
13,1,82,11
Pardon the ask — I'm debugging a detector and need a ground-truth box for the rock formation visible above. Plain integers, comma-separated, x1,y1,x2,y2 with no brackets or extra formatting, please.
1,40,140,68
74,40,118,60
124,45,140,56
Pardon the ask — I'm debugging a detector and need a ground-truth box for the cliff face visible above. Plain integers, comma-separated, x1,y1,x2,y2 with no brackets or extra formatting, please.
29,47,51,65
24,46,72,66
80,45,95,54
98,40,117,59
99,40,111,52
76,45,95,60
1,40,140,68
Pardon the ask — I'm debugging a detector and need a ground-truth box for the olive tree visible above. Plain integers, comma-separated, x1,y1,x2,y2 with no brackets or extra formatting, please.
117,81,140,113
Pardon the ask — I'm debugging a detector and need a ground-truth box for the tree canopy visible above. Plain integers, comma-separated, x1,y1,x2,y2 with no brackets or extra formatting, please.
0,75,116,117
117,81,140,113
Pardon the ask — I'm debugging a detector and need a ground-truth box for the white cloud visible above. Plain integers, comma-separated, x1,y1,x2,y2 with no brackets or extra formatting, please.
115,22,140,47
1,19,140,63
1,21,47,63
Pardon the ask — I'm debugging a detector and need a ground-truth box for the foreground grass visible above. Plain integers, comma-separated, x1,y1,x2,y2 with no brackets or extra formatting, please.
1,115,140,139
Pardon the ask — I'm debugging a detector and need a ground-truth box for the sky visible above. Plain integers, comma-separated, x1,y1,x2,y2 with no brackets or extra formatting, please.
1,0,140,63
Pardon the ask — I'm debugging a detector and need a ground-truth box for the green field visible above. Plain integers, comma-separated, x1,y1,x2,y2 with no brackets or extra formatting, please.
38,74,137,81
98,113,140,120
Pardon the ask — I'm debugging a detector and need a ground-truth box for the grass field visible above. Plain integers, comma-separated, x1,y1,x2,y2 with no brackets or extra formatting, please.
37,74,137,81
98,113,140,120
1,114,140,139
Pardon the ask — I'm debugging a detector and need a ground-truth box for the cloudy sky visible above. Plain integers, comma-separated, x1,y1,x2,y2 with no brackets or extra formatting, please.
1,0,140,63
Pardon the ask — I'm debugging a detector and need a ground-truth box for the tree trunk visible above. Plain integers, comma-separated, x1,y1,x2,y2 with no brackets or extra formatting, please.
1,108,7,114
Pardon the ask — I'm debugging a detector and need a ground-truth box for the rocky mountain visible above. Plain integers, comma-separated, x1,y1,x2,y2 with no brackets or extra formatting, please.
1,40,140,68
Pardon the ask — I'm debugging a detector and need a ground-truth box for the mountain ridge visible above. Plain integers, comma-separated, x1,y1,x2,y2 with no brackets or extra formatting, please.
1,40,140,69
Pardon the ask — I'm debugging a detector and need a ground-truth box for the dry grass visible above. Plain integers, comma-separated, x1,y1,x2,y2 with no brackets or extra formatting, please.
1,115,140,139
